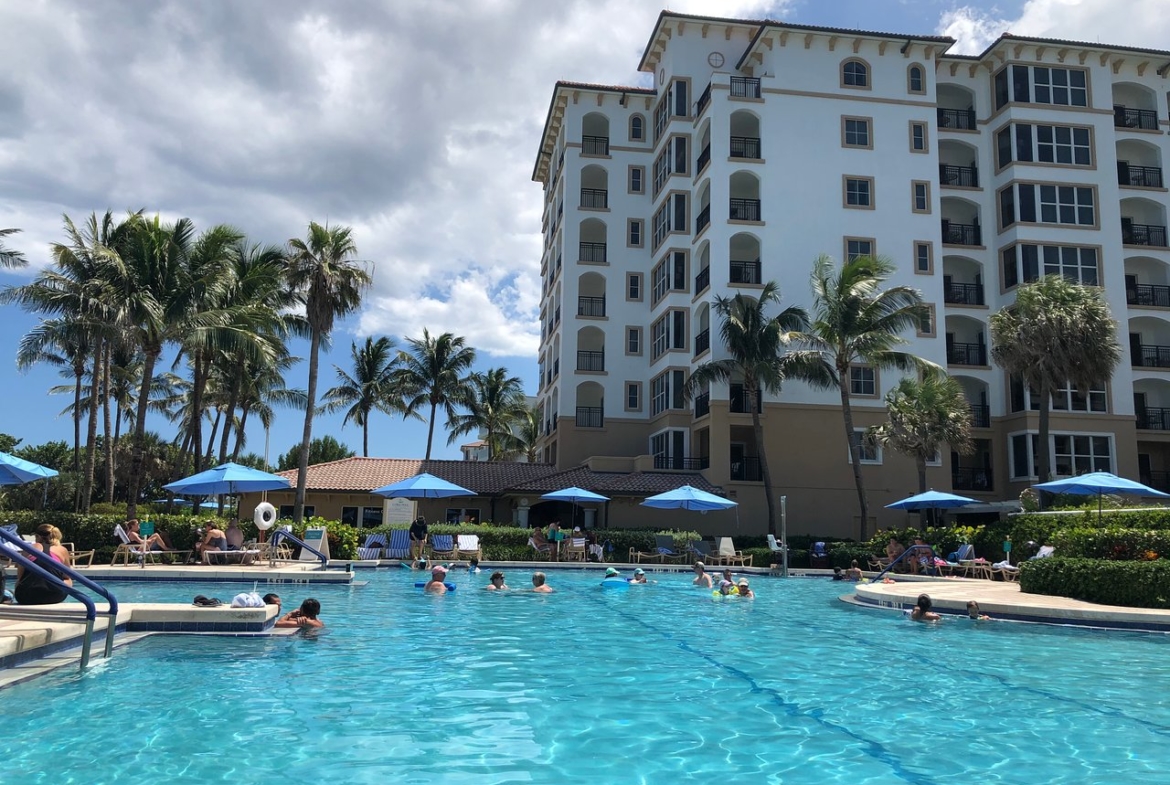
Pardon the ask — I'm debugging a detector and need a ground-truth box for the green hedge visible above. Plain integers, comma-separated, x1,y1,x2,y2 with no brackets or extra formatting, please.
1050,527,1168,561
1019,557,1170,609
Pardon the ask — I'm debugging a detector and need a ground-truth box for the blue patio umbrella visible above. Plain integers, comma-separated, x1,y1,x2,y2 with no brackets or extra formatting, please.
163,462,290,496
371,472,475,499
1035,471,1170,522
886,490,977,511
0,451,58,486
541,487,610,529
641,485,737,511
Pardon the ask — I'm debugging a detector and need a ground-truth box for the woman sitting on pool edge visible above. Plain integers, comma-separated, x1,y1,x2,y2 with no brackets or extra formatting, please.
275,598,324,629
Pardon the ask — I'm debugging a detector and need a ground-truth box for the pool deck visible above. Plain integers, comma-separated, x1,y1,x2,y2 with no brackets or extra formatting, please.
5,560,356,584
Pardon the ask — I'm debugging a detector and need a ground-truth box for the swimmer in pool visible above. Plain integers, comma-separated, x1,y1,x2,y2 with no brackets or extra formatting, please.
531,572,554,593
910,593,940,622
424,566,449,594
692,562,713,588
484,571,509,590
966,600,990,620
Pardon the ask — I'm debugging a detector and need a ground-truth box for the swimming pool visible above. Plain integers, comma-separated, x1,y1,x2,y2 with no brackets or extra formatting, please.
3,569,1169,783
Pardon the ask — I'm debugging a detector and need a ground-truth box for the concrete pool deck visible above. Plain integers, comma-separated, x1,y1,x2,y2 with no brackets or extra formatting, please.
5,561,356,584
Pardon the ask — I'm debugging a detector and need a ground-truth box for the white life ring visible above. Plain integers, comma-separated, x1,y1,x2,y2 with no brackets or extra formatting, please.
254,502,277,530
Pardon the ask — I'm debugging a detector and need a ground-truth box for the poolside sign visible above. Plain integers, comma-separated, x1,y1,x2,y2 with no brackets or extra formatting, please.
300,527,330,561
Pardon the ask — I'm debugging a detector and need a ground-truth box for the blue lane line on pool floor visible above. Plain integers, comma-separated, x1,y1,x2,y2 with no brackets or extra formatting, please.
582,592,941,785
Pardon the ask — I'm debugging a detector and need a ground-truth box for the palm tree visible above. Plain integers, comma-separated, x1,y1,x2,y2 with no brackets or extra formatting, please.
396,330,477,459
0,228,28,269
801,255,936,540
868,372,973,495
507,406,542,463
686,283,822,536
324,336,408,457
447,367,529,460
284,222,371,524
990,276,1121,484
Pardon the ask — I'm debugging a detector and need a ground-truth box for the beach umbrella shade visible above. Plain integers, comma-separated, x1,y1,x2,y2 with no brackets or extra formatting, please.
0,451,58,487
371,472,475,499
1034,471,1170,522
885,490,977,511
641,485,737,511
163,462,291,496
541,487,610,529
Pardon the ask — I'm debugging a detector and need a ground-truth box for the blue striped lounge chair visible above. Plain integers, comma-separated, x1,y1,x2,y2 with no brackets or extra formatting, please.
357,533,388,560
384,529,411,560
429,534,457,560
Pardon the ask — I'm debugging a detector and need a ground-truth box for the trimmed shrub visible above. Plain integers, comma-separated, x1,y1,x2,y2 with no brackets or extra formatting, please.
1019,557,1170,609
1050,528,1168,561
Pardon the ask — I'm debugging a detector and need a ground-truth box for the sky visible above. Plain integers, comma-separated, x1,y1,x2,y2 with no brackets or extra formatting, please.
1,0,1169,463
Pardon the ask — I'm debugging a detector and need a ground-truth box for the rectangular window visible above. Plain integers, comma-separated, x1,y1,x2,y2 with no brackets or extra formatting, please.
672,194,688,235
1034,66,1087,107
845,238,874,262
650,372,669,416
362,507,384,528
851,429,881,463
652,202,671,248
673,137,689,175
626,327,642,355
844,177,874,209
1016,124,1033,163
1053,434,1112,476
341,506,359,526
996,127,1012,169
672,252,686,291
1011,64,1030,103
627,273,642,301
650,431,669,460
1038,184,1094,226
994,68,1009,110
626,382,642,412
672,80,688,117
849,365,876,397
917,304,936,337
912,181,930,213
1001,246,1018,289
652,258,669,303
445,508,481,525
671,369,686,409
629,166,644,194
651,315,668,359
1036,125,1091,165
1042,245,1098,285
909,121,927,153
671,311,686,350
914,242,933,274
1011,433,1036,479
843,117,872,148
628,219,643,247
653,147,672,196
999,186,1015,228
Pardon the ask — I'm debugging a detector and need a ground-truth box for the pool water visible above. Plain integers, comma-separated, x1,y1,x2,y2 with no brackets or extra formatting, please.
4,570,1170,784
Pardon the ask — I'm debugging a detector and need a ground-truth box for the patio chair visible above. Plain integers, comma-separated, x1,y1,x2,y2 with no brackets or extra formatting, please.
991,562,1020,581
562,537,587,561
809,541,829,569
429,534,457,561
357,533,388,560
384,529,411,560
528,534,554,560
629,540,663,564
716,537,752,567
939,543,974,576
64,541,96,568
1032,545,1055,560
112,523,154,565
654,534,688,564
688,539,720,565
456,534,482,561
766,534,787,564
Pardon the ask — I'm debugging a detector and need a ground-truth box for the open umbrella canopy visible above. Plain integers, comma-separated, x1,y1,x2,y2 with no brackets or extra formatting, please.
886,490,978,511
151,499,220,510
163,462,290,496
371,472,475,499
0,451,59,486
641,485,737,511
1034,472,1170,498
541,487,610,503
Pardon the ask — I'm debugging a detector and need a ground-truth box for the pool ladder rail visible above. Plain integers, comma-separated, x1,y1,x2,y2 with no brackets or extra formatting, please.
0,527,119,670
871,544,939,582
267,529,328,568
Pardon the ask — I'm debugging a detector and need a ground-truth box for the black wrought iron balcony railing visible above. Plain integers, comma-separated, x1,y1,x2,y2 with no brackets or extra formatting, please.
952,467,993,492
696,82,712,117
694,266,710,294
730,259,762,285
730,136,761,159
1142,471,1170,493
1122,222,1169,247
694,328,710,356
696,204,711,234
1119,164,1164,188
1137,407,1170,430
581,135,610,155
580,188,608,209
577,296,606,317
653,455,709,471
729,386,763,414
937,107,976,131
576,350,605,372
694,392,710,418
947,342,987,366
731,456,762,482
575,406,604,428
730,77,761,99
1133,344,1170,368
1114,106,1160,131
942,221,981,246
579,242,607,263
939,164,978,188
1128,283,1170,308
968,403,990,428
729,198,761,221
944,281,985,306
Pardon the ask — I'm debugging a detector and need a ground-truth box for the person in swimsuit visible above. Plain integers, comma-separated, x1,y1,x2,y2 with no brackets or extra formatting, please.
424,565,449,594
14,524,73,605
275,598,324,628
484,571,509,590
910,594,941,622
531,572,554,593
126,519,169,551
196,524,228,560
692,562,713,588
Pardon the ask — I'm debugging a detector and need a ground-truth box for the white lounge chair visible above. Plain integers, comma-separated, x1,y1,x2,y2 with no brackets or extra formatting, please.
716,537,752,567
112,523,154,565
456,534,482,561
562,537,587,561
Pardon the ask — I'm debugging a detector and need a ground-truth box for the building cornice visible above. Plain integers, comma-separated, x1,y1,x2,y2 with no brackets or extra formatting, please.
532,81,655,183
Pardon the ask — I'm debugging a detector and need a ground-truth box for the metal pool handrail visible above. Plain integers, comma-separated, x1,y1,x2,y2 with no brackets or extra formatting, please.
268,529,328,566
871,544,938,583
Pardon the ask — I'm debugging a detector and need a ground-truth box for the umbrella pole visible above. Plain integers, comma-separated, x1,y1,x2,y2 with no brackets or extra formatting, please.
1098,490,1102,525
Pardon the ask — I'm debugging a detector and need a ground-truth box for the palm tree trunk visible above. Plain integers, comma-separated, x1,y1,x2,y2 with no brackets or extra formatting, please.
362,419,369,458
916,455,927,494
72,365,82,473
1037,381,1052,511
424,400,438,460
102,343,115,503
189,350,206,473
750,379,778,536
81,336,103,512
218,372,241,464
205,408,221,462
839,378,871,540
231,404,250,462
295,330,322,524
125,347,159,520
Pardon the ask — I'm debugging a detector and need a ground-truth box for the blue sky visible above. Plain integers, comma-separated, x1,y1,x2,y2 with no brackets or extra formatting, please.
0,0,1162,462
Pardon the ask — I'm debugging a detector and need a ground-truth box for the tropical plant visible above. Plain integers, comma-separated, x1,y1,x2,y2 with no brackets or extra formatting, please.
868,372,973,495
990,276,1121,484
686,282,824,536
507,406,542,463
0,227,27,269
284,222,371,523
323,336,409,457
447,367,529,460
396,330,477,459
276,435,356,471
800,255,935,540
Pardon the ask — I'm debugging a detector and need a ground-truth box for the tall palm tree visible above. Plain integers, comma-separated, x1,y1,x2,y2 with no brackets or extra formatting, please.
990,276,1121,484
0,228,28,269
801,255,935,540
507,406,542,463
324,336,408,457
868,372,973,495
686,283,823,536
284,222,371,524
396,330,477,459
447,367,528,460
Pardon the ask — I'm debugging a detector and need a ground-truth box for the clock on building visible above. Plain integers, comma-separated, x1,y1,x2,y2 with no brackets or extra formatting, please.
708,51,724,68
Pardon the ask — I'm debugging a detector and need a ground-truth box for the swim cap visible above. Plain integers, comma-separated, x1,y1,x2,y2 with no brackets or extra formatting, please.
605,567,619,577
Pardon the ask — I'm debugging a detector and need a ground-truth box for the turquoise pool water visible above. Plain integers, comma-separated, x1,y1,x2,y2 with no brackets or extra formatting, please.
4,570,1170,783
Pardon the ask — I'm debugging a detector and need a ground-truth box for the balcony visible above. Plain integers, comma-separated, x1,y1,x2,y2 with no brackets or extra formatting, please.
554,306,561,325
939,164,978,188
730,77,761,99
1142,470,1170,492
696,82,712,117
730,259,762,285
1132,344,1170,368
580,188,608,209
1137,407,1170,430
937,108,976,131
947,342,987,366
952,466,993,492
694,328,710,356
1128,284,1170,308
730,456,762,482
729,386,762,414
576,350,605,372
730,136,761,159
575,406,604,428
582,135,610,155
696,204,711,235
694,392,710,418
1114,106,1160,131
944,282,985,306
968,403,990,428
1119,164,1164,189
579,242,607,263
941,221,982,246
577,296,606,318
653,455,710,470
695,266,710,294
553,358,559,378
729,198,761,222
1123,222,1168,247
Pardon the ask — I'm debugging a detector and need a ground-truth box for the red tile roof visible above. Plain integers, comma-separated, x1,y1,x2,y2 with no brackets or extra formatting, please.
505,466,725,496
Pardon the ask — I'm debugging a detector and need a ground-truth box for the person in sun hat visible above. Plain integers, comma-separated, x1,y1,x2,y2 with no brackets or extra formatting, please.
629,567,648,584
424,564,449,594
735,578,754,599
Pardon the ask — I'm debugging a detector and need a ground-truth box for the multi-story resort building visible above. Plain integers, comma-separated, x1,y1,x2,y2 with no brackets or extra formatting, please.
531,11,1170,537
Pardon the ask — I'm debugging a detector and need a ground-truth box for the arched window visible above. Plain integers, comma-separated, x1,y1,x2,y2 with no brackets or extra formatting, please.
908,64,925,94
842,59,869,89
629,115,645,142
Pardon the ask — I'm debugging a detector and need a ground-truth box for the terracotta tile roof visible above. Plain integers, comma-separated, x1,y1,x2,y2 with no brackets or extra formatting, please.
274,458,557,495
505,466,726,496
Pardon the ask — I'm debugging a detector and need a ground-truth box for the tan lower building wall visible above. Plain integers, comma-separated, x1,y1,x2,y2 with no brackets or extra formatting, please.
237,492,513,528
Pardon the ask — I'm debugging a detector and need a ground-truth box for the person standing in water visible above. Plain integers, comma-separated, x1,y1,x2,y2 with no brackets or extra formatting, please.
692,562,713,588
